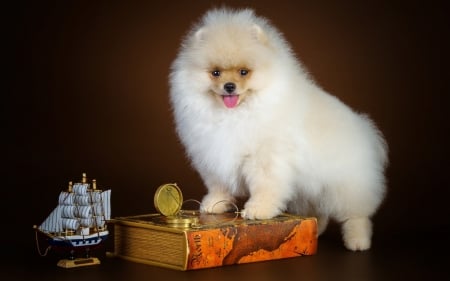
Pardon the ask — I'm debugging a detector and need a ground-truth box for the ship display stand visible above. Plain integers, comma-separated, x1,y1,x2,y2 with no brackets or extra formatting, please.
33,173,111,268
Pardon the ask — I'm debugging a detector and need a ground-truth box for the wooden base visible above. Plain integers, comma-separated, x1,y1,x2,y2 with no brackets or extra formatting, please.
57,257,101,268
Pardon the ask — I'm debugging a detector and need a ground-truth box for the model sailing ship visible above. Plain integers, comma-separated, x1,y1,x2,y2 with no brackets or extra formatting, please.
34,173,111,268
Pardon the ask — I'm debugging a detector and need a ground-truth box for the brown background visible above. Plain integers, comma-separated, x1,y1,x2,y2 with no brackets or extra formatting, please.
5,0,448,276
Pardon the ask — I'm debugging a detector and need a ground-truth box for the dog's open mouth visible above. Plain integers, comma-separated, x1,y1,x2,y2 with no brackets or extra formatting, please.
222,94,239,108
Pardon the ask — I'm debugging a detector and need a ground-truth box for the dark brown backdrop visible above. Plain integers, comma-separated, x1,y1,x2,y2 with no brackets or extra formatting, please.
6,0,448,255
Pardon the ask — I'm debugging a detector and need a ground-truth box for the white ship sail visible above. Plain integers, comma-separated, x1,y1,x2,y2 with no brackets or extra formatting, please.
101,189,111,221
37,176,111,241
38,206,63,233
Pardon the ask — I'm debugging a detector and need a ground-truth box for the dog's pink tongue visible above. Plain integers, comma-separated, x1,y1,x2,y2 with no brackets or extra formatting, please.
223,95,239,108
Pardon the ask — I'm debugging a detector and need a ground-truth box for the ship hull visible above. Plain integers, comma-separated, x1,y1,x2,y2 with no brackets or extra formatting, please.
38,230,109,252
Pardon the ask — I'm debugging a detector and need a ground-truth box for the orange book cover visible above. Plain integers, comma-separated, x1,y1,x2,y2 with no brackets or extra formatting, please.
109,213,317,270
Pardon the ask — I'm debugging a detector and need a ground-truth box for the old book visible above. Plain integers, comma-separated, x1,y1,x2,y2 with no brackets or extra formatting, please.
108,213,317,270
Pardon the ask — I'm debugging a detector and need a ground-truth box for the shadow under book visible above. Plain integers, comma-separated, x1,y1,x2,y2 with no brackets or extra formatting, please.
108,213,318,270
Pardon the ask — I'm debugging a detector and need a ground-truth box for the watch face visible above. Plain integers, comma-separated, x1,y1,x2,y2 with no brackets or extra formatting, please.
154,183,183,216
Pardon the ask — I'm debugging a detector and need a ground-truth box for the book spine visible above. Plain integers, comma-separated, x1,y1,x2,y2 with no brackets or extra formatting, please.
185,218,317,270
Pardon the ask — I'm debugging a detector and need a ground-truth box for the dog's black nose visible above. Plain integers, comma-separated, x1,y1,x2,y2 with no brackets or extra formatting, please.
224,82,236,93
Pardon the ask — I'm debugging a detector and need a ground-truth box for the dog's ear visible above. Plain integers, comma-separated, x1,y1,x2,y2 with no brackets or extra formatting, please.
251,24,268,45
195,27,206,41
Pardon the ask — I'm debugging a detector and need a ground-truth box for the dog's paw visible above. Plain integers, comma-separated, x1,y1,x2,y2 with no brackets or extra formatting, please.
342,217,372,251
344,235,371,251
241,201,282,220
200,193,235,214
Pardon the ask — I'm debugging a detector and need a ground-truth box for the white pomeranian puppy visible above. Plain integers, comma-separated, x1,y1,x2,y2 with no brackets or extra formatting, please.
169,8,388,251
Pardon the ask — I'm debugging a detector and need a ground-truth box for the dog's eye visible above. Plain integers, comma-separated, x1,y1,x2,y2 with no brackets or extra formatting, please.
211,70,221,77
240,69,249,76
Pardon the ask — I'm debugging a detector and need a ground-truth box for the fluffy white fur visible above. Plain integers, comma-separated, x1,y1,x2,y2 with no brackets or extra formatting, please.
169,8,388,251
